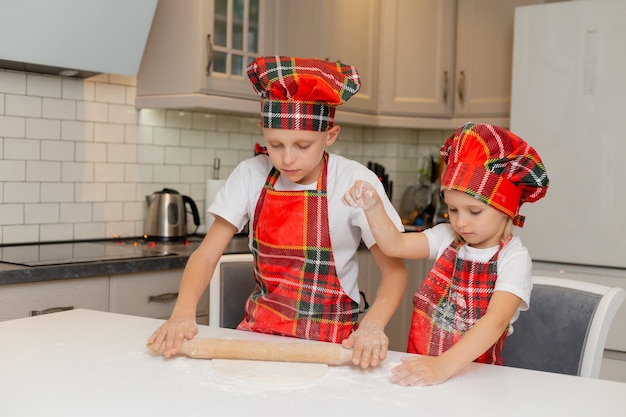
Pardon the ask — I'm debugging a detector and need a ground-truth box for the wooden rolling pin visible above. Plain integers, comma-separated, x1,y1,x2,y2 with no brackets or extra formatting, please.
147,338,355,366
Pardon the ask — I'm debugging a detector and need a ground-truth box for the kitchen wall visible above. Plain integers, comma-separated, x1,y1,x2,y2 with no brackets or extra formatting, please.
0,70,449,244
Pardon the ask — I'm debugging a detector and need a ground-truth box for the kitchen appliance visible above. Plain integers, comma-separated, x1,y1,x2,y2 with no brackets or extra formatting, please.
510,0,626,379
510,0,626,269
0,0,157,77
145,188,200,241
0,239,172,267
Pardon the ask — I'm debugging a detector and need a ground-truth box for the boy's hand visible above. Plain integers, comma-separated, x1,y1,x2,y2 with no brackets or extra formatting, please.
342,180,380,211
146,312,198,358
342,321,388,368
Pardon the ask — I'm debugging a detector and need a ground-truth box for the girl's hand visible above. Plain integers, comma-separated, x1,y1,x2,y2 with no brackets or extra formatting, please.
391,355,455,386
342,180,380,211
146,312,198,358
342,321,389,368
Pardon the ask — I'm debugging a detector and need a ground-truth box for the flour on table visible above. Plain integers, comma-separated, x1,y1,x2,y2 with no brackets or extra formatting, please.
210,359,328,385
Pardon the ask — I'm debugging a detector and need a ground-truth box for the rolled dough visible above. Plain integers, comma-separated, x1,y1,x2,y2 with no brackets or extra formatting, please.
211,359,328,385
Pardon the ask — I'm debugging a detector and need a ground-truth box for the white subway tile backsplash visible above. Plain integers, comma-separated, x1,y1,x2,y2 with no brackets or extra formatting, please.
95,82,127,104
6,94,42,117
43,97,76,120
0,204,24,225
41,183,74,202
93,202,123,222
75,183,106,203
94,122,124,143
75,142,107,163
62,120,94,142
27,118,61,140
0,71,26,94
4,182,39,203
26,75,62,98
62,162,94,182
42,140,74,161
5,138,39,160
107,144,137,163
0,70,446,243
107,183,135,202
94,163,125,182
25,203,59,224
62,78,95,101
0,115,26,138
0,160,25,181
26,161,61,182
77,101,108,123
60,203,92,223
164,146,190,165
109,103,138,125
40,223,74,241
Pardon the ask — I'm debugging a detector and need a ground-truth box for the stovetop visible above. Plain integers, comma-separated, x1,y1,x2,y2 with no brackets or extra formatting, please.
0,238,185,267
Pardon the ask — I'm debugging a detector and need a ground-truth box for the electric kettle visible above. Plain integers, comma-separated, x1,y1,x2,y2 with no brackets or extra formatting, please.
144,188,200,241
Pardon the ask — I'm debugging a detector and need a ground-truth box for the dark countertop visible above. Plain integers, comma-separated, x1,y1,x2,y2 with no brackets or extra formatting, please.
0,235,251,286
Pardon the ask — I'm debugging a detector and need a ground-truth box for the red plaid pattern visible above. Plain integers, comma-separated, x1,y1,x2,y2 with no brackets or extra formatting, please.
239,153,359,343
440,122,549,227
247,56,361,131
408,240,507,364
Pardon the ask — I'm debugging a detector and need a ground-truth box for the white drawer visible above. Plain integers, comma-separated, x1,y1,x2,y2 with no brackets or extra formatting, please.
109,270,208,319
0,276,109,321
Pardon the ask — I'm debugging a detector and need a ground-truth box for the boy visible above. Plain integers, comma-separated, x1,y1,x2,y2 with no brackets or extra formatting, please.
148,56,408,368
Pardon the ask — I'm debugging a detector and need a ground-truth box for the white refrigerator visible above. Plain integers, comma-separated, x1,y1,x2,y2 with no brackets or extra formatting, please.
510,0,626,381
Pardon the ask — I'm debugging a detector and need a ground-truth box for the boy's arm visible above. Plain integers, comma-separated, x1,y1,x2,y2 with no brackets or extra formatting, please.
147,217,237,357
343,244,408,368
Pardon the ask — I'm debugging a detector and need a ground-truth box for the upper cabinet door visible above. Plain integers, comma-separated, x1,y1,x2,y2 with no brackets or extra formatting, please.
453,0,543,118
378,0,456,117
274,0,380,114
136,0,277,111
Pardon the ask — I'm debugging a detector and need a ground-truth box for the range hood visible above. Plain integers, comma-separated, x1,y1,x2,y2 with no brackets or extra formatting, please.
0,0,158,78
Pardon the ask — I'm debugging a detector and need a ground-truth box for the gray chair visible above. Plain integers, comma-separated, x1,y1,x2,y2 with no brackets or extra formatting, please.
501,276,625,378
209,253,256,329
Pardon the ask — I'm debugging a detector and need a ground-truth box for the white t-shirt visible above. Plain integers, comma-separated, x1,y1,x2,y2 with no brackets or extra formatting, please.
422,223,533,327
208,153,404,302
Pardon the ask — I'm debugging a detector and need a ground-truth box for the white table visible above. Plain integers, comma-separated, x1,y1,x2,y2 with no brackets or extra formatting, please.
1,309,625,417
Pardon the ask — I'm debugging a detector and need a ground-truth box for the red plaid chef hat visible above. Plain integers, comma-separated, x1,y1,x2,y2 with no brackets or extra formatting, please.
247,56,361,131
440,122,549,227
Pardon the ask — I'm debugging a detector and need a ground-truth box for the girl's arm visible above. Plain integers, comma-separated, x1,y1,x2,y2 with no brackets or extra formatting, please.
343,180,430,260
391,290,521,385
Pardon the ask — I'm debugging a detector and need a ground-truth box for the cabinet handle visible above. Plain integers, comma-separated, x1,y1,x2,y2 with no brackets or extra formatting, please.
443,71,449,103
30,306,74,316
148,292,179,303
206,34,214,75
457,70,465,104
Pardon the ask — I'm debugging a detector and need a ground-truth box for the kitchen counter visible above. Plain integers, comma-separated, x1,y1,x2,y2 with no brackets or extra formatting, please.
1,309,625,417
0,235,251,285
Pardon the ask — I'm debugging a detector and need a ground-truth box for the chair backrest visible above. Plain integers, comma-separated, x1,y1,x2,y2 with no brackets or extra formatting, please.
501,275,625,378
209,253,256,329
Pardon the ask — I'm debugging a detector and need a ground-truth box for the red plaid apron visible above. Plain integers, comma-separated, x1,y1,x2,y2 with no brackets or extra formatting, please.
408,240,507,364
237,153,359,343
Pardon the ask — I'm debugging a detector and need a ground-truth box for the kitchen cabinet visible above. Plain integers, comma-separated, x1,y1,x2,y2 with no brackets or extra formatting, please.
109,270,210,325
357,250,433,352
135,0,278,113
379,0,543,124
0,276,108,321
274,0,380,115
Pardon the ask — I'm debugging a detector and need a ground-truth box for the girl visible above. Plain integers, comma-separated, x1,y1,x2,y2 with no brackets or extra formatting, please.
343,122,549,384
